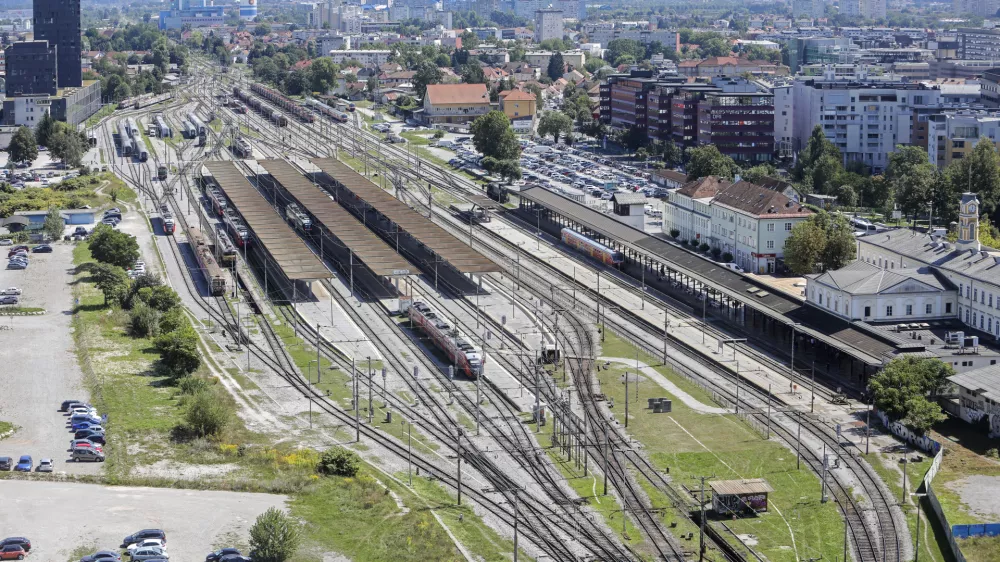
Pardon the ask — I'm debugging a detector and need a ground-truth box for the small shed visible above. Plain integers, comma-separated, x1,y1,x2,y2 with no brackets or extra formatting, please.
710,478,773,515
611,191,646,230
10,209,95,227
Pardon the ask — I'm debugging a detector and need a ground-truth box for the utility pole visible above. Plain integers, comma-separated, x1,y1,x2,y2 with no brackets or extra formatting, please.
796,410,803,470
821,443,828,503
456,429,463,506
663,309,669,364
811,361,816,413
512,492,519,562
598,271,604,342
765,384,772,439
367,356,373,424
316,326,322,384
353,359,359,442
407,421,412,486
699,476,708,562
866,396,873,454
535,351,541,433
701,287,707,345
602,421,609,496
624,371,629,429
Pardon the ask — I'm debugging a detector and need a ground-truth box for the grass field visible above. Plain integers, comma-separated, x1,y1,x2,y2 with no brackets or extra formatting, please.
597,330,845,562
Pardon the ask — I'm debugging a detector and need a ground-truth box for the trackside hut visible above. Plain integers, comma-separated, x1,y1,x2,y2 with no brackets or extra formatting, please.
710,478,774,515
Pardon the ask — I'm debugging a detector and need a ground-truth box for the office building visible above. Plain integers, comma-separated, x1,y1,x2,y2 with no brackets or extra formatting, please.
534,8,563,43
240,0,258,21
5,40,56,96
792,0,824,19
33,0,81,88
953,0,1000,16
2,80,100,128
958,28,1000,60
841,0,886,20
925,111,1000,168
159,0,224,29
586,27,678,48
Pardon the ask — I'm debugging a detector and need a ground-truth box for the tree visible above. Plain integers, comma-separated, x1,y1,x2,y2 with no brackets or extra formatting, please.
35,112,56,148
136,285,181,312
317,447,361,476
185,388,234,437
154,325,201,377
88,224,140,269
538,111,573,143
309,57,339,93
869,357,953,435
8,126,38,165
43,207,64,240
471,110,520,160
741,163,778,185
547,51,565,80
249,507,301,562
885,146,936,216
783,219,826,275
794,125,841,183
685,145,739,181
48,125,88,168
606,38,644,66
460,63,486,84
253,22,271,36
662,141,683,167
699,37,732,57
412,60,442,98
89,262,130,306
782,211,857,274
460,30,480,50
946,136,1000,220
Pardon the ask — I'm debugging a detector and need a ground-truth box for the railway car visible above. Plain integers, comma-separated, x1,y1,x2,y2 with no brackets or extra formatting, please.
197,131,207,147
233,103,247,114
157,165,168,180
187,112,205,136
407,300,484,379
215,226,237,267
486,182,509,204
88,134,97,147
305,99,349,123
207,186,228,217
232,137,253,158
126,117,140,140
560,228,623,266
137,145,149,162
188,226,227,296
250,82,315,123
118,123,134,156
224,208,250,248
155,114,172,138
162,212,176,235
270,112,288,127
284,202,312,232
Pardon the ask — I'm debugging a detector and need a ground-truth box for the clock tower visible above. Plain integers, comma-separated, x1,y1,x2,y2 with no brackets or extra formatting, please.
958,192,981,253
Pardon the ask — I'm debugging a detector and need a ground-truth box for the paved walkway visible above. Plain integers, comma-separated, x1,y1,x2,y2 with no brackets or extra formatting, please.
600,356,728,414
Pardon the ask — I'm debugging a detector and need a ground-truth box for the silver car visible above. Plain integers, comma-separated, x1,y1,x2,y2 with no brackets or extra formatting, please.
71,448,105,462
131,546,168,560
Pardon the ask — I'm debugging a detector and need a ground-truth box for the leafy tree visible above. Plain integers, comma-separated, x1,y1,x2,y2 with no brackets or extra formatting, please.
793,125,841,184
480,157,521,183
547,51,565,80
412,60,442,98
249,507,301,562
869,357,953,435
8,126,38,165
136,285,181,312
698,37,732,57
253,22,271,36
886,146,936,216
538,111,573,142
48,125,89,168
809,154,843,193
946,136,1000,220
741,163,778,185
309,57,339,93
606,38,644,66
43,207,64,240
471,110,520,160
317,447,361,476
185,388,234,437
662,141,683,167
89,262,130,306
460,30,480,50
829,183,858,207
128,302,162,338
88,224,140,269
460,63,486,84
618,125,647,152
154,325,201,377
685,145,739,181
782,211,856,274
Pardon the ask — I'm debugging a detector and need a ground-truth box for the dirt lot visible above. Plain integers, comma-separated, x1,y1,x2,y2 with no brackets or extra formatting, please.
0,479,286,560
0,243,102,475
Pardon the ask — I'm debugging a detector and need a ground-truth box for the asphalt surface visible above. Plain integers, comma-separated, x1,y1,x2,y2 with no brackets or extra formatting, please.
0,243,102,475
0,479,286,560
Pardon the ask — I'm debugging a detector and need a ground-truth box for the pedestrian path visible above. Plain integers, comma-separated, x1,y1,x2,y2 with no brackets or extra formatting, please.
599,356,728,415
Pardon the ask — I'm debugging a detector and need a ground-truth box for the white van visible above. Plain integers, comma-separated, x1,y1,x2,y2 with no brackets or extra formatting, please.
435,139,455,149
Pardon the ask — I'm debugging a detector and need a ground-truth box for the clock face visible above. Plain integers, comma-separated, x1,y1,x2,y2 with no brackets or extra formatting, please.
970,204,977,214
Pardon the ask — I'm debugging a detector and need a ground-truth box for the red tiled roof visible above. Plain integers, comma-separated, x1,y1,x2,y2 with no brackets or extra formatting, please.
425,83,489,105
500,90,535,101
677,176,730,199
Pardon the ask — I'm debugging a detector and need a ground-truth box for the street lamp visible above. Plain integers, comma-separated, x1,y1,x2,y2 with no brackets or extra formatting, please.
913,492,928,562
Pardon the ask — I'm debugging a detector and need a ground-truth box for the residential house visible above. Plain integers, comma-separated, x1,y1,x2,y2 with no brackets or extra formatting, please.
499,89,537,133
421,83,491,125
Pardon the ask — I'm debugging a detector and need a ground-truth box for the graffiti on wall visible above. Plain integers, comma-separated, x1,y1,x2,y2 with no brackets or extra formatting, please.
874,409,942,455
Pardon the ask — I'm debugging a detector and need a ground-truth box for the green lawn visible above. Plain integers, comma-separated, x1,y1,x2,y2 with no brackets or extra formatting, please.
86,103,115,128
596,330,845,562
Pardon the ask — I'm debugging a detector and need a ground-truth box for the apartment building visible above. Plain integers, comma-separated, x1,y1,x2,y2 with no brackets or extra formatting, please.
677,56,789,78
788,73,941,170
841,0,886,21
924,111,1000,168
421,83,491,125
586,27,679,49
534,9,563,43
525,50,585,70
328,50,391,65
664,178,812,273
958,28,1000,60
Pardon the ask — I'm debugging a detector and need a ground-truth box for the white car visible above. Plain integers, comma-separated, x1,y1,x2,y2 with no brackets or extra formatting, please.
37,458,53,472
131,546,169,561
721,263,745,273
70,407,99,417
2,287,21,295
0,239,12,246
128,539,166,555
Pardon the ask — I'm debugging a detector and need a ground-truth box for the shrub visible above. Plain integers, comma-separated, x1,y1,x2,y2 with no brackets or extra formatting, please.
722,252,733,263
129,302,162,338
125,273,163,309
184,389,234,437
987,448,999,460
249,507,301,562
154,326,201,377
178,375,211,395
711,247,722,259
316,446,361,477
432,129,445,139
136,285,181,312
698,243,710,252
669,229,680,238
159,307,185,333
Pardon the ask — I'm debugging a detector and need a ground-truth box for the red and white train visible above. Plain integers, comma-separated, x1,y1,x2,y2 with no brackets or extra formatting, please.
408,300,484,379
305,98,350,123
561,228,624,266
224,208,250,248
207,186,228,217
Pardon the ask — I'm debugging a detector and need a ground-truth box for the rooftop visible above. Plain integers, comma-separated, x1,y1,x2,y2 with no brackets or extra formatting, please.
713,181,811,218
676,176,730,199
425,83,490,105
859,228,1000,283
809,260,954,295
709,479,774,495
949,366,1000,402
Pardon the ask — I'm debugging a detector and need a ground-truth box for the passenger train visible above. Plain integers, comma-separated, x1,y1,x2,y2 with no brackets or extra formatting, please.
232,137,253,159
248,83,316,124
215,226,237,267
560,228,624,266
407,300,484,379
305,98,350,123
188,226,227,296
284,202,312,233
224,208,250,248
207,186,228,217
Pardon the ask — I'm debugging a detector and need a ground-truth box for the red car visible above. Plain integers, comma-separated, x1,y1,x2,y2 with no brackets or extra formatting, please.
0,544,25,559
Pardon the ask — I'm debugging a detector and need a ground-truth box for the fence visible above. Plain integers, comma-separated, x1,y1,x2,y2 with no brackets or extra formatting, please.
953,524,1000,539
922,448,967,562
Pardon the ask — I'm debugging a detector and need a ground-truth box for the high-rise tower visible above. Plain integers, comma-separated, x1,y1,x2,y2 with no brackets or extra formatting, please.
33,0,81,88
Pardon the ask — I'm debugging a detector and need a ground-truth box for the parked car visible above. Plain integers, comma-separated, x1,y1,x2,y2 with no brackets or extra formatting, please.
74,432,105,444
6,262,26,270
71,448,105,462
70,407,98,417
0,545,25,560
31,244,52,253
61,399,85,411
218,556,251,562
121,530,166,549
0,296,19,305
0,539,29,553
0,240,11,246
70,421,102,431
70,439,103,451
13,456,31,472
127,539,165,556
206,548,243,561
70,413,101,425
73,227,88,237
130,547,168,561
80,551,122,562
0,458,10,470
2,288,21,295
721,263,745,273
36,458,53,472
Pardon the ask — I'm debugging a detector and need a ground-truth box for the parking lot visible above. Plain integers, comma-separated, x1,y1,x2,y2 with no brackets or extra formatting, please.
0,479,286,560
0,242,103,475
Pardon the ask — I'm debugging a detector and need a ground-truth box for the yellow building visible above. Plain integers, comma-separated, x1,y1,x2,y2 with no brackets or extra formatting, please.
499,89,537,133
